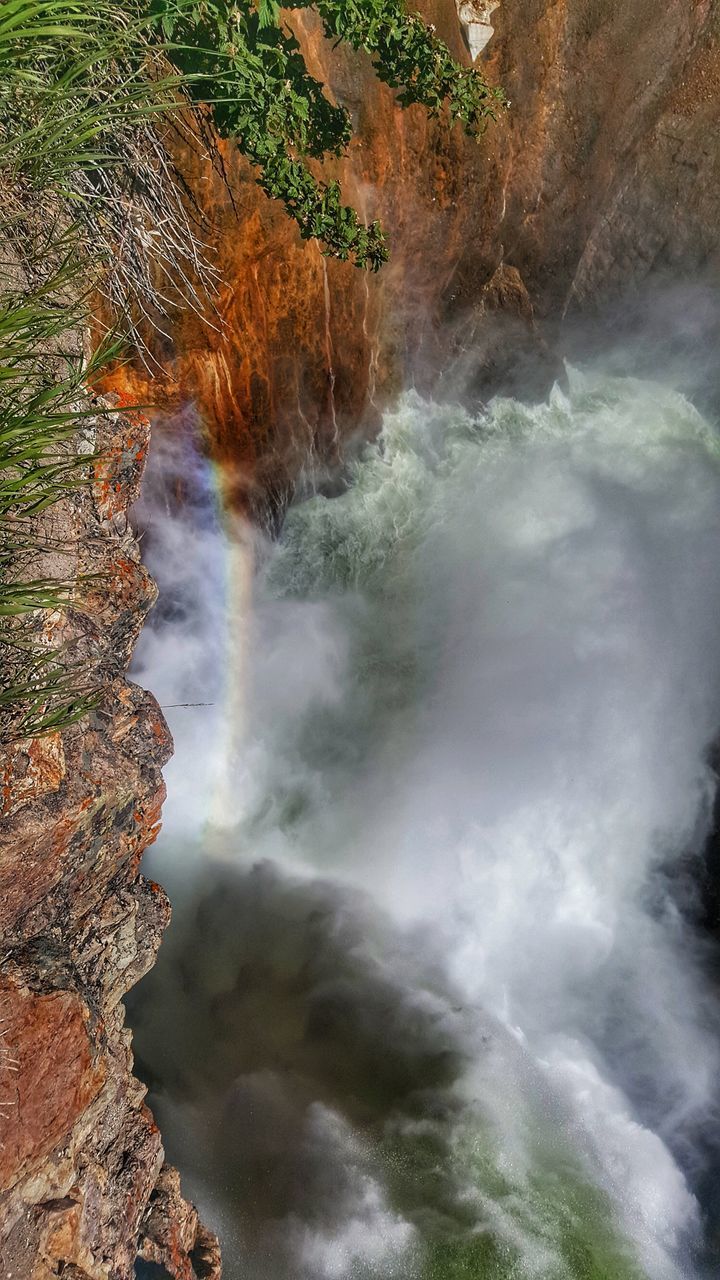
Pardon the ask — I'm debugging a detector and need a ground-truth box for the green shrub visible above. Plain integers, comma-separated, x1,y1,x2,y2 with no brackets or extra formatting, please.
150,0,505,268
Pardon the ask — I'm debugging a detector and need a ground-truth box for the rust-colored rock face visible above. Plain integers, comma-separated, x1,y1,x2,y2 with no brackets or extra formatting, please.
0,979,106,1196
102,2,496,513
0,404,219,1280
104,0,720,514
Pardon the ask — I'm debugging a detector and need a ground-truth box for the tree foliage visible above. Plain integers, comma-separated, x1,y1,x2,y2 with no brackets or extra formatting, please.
151,0,505,269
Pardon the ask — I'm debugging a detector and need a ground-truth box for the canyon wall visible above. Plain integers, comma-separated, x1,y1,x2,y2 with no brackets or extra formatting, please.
105,0,720,509
102,1,494,514
3,3,720,1277
0,400,219,1280
477,0,720,314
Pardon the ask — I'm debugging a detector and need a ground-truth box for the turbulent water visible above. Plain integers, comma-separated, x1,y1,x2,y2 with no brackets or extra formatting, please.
131,368,720,1280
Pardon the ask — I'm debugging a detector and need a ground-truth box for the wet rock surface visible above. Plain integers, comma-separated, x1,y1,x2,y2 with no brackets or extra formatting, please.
103,0,720,514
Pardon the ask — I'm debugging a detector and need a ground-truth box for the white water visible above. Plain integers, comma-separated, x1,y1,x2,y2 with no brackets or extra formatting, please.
132,368,720,1280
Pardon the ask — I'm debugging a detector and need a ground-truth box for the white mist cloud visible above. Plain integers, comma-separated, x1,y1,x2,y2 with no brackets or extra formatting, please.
131,368,720,1280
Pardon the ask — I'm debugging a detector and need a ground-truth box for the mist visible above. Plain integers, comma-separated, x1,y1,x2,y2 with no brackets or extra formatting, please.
130,359,720,1280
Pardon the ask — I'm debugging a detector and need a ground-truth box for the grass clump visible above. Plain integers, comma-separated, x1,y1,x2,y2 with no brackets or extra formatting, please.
0,0,502,742
0,263,119,741
0,2,190,743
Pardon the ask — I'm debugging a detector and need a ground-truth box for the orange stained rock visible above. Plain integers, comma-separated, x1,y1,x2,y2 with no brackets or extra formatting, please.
99,1,720,517
98,3,496,515
0,979,107,1194
1,735,65,820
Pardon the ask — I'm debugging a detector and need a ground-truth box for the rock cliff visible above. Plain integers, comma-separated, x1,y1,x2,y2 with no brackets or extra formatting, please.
103,0,720,509
475,0,720,315
0,401,220,1279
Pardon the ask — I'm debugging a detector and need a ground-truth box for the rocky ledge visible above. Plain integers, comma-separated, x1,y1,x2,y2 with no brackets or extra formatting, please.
0,400,220,1279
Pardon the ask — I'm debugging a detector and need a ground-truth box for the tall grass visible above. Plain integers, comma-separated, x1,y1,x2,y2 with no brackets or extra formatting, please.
0,262,123,740
0,1,207,743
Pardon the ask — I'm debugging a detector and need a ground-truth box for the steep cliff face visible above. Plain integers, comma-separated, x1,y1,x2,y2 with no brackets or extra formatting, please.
102,2,495,514
0,402,220,1280
103,0,720,513
475,0,720,317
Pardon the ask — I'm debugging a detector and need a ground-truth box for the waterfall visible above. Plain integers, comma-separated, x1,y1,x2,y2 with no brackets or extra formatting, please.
130,367,720,1280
